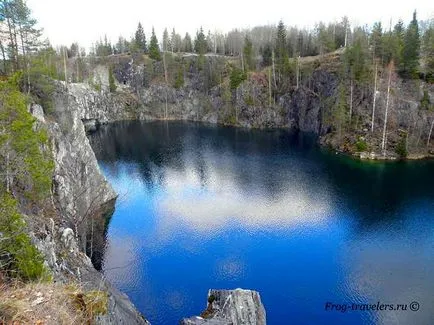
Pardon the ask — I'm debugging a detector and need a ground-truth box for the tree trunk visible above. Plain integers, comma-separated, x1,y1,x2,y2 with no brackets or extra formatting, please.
296,56,300,89
165,91,168,119
349,79,353,123
5,5,17,71
163,51,168,83
268,68,272,108
90,216,94,260
271,50,276,88
344,25,348,47
0,41,6,73
6,149,10,193
371,62,378,132
63,48,68,85
235,88,239,124
428,119,434,148
163,51,168,119
76,59,80,82
381,64,392,154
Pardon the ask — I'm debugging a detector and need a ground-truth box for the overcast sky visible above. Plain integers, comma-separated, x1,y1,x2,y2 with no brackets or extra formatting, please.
27,0,433,49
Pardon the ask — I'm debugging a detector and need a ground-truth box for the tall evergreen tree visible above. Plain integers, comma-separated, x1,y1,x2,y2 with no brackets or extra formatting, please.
421,21,434,80
275,20,287,61
243,35,254,71
401,11,420,78
148,27,161,60
383,20,404,66
170,28,181,52
183,33,193,52
317,22,335,54
194,27,207,54
0,0,42,71
275,20,290,83
370,22,383,61
134,22,147,52
162,28,169,51
260,43,272,66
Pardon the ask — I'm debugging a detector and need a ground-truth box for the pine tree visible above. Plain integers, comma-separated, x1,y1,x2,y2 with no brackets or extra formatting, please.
275,20,287,62
134,22,147,52
274,20,291,84
0,76,54,200
194,27,207,55
383,20,404,66
243,36,254,71
162,28,169,51
401,11,420,78
343,39,368,82
317,22,335,54
170,28,179,52
370,22,383,61
148,27,161,61
0,0,42,71
260,44,272,66
421,21,434,81
109,66,116,93
183,33,193,52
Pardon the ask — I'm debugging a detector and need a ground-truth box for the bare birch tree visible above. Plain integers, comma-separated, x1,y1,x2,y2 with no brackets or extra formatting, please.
371,61,378,132
381,61,394,154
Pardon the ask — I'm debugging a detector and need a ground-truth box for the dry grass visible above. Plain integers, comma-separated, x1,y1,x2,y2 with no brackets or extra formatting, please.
0,279,108,325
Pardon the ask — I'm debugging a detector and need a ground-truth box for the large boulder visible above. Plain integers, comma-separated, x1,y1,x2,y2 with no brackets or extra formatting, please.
181,289,266,325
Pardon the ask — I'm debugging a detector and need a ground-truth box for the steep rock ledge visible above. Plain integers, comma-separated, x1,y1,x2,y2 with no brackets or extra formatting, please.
29,101,149,324
181,289,266,325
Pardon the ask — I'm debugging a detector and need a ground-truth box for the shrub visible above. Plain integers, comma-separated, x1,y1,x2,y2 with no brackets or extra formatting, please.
395,137,408,158
108,66,116,93
355,139,368,152
245,95,254,106
420,90,431,110
0,76,54,202
0,193,47,280
230,67,247,90
174,66,184,89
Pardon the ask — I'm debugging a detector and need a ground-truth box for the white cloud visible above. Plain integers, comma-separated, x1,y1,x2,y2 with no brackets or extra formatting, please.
155,165,330,232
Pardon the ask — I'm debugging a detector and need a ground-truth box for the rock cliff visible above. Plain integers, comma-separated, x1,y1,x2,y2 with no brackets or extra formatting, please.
181,289,266,325
65,53,434,159
29,98,149,324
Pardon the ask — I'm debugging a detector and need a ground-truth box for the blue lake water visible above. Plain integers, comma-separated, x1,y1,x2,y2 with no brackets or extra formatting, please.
88,121,434,325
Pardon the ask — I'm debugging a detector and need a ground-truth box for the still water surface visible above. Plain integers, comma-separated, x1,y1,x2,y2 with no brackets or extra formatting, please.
88,121,434,325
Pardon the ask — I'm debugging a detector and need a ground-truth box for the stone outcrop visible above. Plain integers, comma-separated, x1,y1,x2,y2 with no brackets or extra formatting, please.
29,98,148,324
181,289,266,325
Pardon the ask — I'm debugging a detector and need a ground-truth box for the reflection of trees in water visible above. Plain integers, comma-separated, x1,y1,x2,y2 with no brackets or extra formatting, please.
322,154,434,233
88,121,434,233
